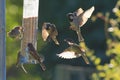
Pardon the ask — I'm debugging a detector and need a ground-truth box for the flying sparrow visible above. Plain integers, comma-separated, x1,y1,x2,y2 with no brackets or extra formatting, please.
42,22,59,45
57,39,90,64
67,6,95,42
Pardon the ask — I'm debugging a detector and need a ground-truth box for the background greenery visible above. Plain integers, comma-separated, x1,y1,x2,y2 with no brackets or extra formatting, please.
6,0,120,80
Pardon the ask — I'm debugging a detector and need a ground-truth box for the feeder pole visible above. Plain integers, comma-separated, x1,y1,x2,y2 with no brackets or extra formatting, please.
0,0,6,80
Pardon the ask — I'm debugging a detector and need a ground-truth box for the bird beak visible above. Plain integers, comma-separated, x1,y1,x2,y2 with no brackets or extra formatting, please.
64,39,74,45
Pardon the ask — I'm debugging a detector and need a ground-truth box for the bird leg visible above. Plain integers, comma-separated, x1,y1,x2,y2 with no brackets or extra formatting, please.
20,63,28,73
81,53,90,64
52,36,59,45
16,51,28,73
39,62,46,71
77,27,84,42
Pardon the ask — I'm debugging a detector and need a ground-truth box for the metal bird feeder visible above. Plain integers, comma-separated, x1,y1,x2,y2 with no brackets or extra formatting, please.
17,0,39,73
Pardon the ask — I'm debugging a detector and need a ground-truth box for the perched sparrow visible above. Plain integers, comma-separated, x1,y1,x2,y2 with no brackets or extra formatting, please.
42,22,59,45
57,39,90,64
67,6,95,42
27,43,46,71
7,26,23,39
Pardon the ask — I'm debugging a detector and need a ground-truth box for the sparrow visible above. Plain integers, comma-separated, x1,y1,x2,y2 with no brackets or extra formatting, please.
27,43,46,71
67,6,95,42
7,26,23,39
57,39,90,64
42,22,59,45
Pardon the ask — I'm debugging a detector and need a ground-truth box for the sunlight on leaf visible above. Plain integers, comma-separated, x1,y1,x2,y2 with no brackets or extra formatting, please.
98,72,106,77
94,58,101,65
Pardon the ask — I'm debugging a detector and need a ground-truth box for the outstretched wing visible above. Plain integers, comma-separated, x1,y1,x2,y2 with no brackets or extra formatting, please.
57,47,77,59
42,23,49,41
83,6,95,18
76,8,84,16
57,51,76,59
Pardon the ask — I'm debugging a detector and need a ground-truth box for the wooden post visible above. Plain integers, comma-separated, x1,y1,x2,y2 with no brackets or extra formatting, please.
0,0,6,79
20,0,39,63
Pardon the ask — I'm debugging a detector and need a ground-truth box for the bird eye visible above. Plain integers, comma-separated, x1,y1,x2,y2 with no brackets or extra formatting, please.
70,15,73,19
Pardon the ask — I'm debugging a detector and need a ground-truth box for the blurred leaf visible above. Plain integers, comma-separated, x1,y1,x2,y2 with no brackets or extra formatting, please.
96,65,103,70
98,72,106,77
94,58,101,65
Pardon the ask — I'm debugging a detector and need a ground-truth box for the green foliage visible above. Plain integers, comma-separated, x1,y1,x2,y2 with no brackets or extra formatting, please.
6,0,23,68
91,0,120,80
7,0,120,80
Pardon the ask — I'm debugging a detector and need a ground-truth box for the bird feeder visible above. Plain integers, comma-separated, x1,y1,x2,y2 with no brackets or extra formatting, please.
18,0,39,66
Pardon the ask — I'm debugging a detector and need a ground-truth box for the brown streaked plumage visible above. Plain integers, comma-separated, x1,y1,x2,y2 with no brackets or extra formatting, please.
67,6,95,42
7,26,23,39
42,22,59,45
57,39,90,64
27,43,46,71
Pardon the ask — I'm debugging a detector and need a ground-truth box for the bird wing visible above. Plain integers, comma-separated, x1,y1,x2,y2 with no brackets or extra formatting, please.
76,8,84,16
57,46,77,59
83,6,95,18
57,51,77,59
42,27,49,41
54,28,58,36
29,51,46,71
